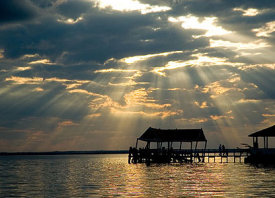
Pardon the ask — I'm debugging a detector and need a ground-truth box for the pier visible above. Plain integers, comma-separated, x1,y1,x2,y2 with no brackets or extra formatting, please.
128,148,249,164
129,126,275,165
129,127,250,164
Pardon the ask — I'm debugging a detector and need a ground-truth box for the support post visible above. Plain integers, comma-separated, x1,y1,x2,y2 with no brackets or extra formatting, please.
203,141,207,163
190,142,193,162
135,138,139,148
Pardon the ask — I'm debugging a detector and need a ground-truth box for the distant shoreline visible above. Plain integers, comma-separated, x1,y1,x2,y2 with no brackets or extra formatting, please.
0,150,128,156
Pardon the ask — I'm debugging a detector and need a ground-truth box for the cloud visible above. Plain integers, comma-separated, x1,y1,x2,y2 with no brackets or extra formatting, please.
0,0,275,151
152,53,243,76
5,76,43,85
210,115,234,121
0,0,38,24
93,0,171,14
57,120,79,130
119,51,183,64
210,39,270,50
253,21,275,37
56,0,92,19
168,15,232,37
194,101,208,109
233,8,262,16
29,59,55,65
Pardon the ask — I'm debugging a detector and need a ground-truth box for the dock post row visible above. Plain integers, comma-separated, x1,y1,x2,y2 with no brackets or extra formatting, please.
128,148,249,164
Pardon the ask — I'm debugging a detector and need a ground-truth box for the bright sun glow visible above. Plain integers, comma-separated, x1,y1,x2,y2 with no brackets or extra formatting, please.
168,15,232,37
152,54,244,76
93,0,171,14
121,51,183,64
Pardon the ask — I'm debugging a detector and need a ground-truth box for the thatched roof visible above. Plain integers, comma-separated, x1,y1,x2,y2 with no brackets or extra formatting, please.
249,125,275,137
138,127,207,142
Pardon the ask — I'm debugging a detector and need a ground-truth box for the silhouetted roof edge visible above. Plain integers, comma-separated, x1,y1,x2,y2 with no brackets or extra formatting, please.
248,125,275,137
138,127,207,142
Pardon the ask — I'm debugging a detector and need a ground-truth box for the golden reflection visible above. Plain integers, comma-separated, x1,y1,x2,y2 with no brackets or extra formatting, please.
33,87,44,92
122,162,239,197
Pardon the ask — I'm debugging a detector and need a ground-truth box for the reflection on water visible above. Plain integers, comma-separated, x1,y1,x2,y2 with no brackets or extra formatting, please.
1,154,275,197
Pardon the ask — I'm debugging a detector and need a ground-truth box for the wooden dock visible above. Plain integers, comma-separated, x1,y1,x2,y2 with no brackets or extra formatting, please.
128,148,250,164
130,125,275,165
200,149,249,163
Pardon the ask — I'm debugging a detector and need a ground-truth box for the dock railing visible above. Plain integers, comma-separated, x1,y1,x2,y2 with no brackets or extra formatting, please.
129,148,250,164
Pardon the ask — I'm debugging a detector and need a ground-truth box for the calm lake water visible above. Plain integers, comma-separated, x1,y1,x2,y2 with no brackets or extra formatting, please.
1,154,275,197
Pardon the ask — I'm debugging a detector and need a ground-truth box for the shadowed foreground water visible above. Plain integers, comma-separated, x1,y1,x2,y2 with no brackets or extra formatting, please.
1,154,275,197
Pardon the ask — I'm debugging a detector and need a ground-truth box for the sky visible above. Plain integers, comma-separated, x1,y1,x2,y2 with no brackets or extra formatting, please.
0,0,275,152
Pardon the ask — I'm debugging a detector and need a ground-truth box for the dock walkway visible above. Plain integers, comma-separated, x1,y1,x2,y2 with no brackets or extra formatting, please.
128,148,250,164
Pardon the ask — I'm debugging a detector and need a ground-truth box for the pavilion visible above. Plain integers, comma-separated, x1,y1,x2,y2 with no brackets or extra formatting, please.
245,125,275,164
248,125,275,149
136,127,207,150
129,127,207,164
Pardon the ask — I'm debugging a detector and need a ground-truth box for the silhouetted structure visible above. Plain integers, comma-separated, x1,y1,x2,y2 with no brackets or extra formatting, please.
245,125,275,165
129,127,207,164
249,125,275,149
129,127,250,164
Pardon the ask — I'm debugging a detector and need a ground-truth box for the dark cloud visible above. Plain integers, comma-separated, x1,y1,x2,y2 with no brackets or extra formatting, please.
30,0,58,8
168,0,275,16
239,67,275,99
0,1,210,63
56,0,92,19
0,0,38,24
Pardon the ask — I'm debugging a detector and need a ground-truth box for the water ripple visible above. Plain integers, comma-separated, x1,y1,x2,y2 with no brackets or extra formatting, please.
1,155,275,197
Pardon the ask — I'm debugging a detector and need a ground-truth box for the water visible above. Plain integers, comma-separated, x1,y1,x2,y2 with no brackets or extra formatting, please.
1,154,275,197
